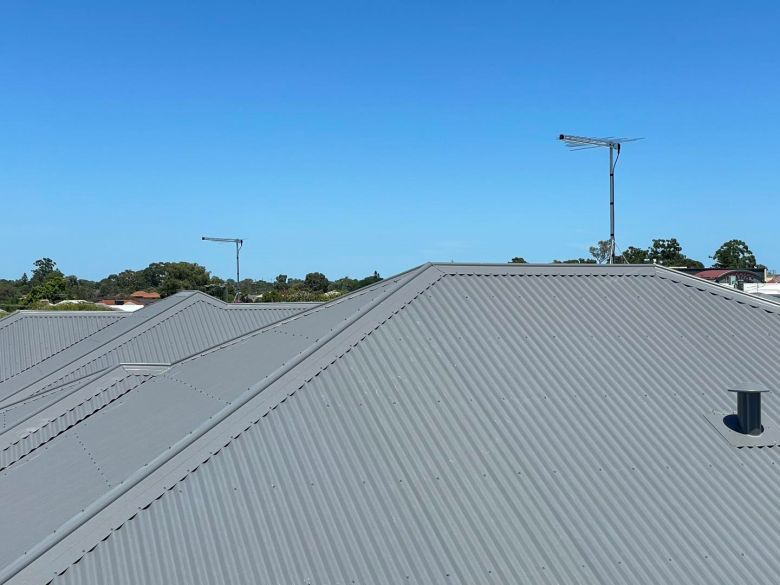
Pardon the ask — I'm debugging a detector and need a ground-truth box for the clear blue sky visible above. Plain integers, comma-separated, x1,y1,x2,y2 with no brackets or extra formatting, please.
1,1,778,281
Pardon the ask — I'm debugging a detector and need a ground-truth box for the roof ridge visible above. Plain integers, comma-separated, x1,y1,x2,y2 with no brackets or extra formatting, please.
0,293,199,408
0,312,25,330
168,265,428,367
0,264,441,585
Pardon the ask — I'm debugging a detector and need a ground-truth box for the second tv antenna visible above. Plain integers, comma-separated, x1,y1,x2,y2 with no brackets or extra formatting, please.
559,134,642,264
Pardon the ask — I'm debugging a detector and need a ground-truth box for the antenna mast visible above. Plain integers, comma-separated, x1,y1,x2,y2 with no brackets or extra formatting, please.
558,134,641,264
202,236,244,302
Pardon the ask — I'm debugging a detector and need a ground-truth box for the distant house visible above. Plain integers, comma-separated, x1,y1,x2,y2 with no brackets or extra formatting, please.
98,291,162,311
129,290,161,304
694,268,765,288
96,298,145,312
674,267,767,284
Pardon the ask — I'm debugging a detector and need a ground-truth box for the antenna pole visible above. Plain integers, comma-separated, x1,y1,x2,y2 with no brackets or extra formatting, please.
202,236,244,302
559,134,640,264
235,240,241,297
609,145,615,264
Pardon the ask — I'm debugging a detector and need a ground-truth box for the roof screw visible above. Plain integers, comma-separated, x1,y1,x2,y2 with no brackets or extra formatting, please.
729,383,771,436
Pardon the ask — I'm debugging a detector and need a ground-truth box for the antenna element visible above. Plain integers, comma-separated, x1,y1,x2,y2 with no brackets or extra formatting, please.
558,134,642,264
202,236,244,302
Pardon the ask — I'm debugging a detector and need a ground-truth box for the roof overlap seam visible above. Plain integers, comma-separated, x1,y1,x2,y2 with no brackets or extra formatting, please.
0,375,149,471
159,374,231,406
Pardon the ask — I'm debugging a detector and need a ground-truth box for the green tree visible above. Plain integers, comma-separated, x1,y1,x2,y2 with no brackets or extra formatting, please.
646,238,704,268
143,262,210,296
588,240,611,264
274,274,289,290
23,272,69,304
620,246,648,264
31,258,58,284
332,276,359,291
303,272,329,293
510,257,527,264
711,239,757,269
355,271,382,289
647,239,686,266
552,258,597,264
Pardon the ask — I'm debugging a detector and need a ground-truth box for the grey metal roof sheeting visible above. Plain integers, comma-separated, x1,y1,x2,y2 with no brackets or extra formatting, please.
0,311,126,384
0,293,319,418
4,264,780,585
0,271,418,576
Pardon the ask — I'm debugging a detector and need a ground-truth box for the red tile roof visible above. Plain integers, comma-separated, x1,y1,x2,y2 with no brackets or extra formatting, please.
130,291,161,299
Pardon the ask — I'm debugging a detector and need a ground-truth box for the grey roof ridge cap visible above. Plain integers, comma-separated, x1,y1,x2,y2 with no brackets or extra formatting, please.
169,264,430,367
0,293,199,408
431,262,657,274
223,301,322,309
0,311,25,329
0,264,439,585
169,290,316,310
652,264,780,313
428,261,649,267
0,367,114,414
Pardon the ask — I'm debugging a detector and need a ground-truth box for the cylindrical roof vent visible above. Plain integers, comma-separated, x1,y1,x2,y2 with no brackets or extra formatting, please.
728,383,771,436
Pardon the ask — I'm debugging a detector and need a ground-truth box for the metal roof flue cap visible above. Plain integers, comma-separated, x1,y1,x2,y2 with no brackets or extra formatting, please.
728,383,771,436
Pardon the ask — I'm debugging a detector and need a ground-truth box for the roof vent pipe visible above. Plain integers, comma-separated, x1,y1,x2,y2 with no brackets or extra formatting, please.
728,384,771,436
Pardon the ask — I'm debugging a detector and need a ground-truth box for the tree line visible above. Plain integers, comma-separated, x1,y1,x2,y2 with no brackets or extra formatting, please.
512,239,763,269
0,258,384,312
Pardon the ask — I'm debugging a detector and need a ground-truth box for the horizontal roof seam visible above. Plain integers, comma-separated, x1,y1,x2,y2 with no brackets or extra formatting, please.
159,374,232,406
0,374,147,471
27,267,441,582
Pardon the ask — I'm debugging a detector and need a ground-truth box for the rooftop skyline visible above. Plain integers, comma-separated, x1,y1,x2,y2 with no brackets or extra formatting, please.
1,1,778,280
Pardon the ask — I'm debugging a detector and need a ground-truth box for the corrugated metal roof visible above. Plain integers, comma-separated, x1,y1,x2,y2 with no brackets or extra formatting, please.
0,271,421,576
0,311,126,384
5,264,780,585
0,293,319,416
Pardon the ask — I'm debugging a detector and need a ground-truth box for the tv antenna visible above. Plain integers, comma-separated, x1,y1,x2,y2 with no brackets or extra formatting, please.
202,236,244,302
559,134,642,264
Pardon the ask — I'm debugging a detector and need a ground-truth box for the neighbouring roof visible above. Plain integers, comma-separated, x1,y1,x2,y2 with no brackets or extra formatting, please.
0,311,127,384
0,292,319,428
97,299,142,306
3,264,780,585
696,269,763,281
129,291,161,299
